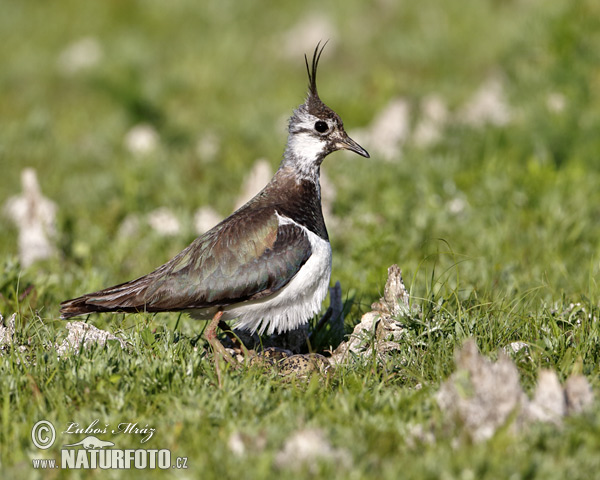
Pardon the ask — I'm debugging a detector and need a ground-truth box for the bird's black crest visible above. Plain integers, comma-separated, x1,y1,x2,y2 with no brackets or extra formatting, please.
304,41,328,99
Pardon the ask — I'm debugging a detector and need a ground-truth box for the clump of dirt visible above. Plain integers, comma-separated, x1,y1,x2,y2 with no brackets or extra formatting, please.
437,339,595,442
331,264,412,364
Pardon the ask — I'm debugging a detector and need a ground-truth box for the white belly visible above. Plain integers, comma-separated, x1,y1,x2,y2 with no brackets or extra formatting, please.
227,215,331,335
192,214,332,335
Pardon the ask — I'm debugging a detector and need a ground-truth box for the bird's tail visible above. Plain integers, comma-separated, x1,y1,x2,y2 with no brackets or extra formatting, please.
60,277,151,319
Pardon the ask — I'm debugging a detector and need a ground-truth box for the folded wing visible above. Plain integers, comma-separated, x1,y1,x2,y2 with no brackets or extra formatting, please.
60,208,312,318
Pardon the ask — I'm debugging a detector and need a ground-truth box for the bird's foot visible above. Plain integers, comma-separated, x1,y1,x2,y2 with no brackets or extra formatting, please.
207,335,239,367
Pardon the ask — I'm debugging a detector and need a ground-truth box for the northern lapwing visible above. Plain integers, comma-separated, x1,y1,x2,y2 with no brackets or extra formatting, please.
60,43,369,363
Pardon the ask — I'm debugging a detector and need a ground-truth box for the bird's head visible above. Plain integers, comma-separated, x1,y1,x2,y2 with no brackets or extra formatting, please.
284,42,369,177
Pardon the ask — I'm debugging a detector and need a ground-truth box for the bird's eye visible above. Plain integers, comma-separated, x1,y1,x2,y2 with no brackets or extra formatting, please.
314,121,328,133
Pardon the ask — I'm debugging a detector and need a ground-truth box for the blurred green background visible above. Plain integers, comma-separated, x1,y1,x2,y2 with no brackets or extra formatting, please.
1,0,599,317
2,1,600,478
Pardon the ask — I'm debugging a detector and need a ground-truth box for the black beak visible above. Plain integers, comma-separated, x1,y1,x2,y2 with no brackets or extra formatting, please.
337,134,370,158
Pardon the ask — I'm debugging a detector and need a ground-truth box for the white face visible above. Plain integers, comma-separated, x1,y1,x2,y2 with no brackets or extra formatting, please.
286,110,335,169
287,130,327,163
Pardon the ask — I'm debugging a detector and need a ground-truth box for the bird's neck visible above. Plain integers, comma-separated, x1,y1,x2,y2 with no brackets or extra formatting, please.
281,131,326,181
270,164,321,200
265,165,328,240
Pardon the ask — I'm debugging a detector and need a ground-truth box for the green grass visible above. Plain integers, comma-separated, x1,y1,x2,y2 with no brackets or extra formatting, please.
1,0,600,478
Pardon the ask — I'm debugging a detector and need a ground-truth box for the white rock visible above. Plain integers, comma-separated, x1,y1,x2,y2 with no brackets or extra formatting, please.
195,131,220,162
124,124,159,155
363,98,410,160
504,341,529,354
4,168,57,267
413,95,448,147
565,375,594,414
0,313,17,348
282,14,337,59
57,37,103,74
437,340,595,442
117,214,141,239
228,431,267,457
147,207,180,236
228,431,247,457
275,428,350,472
527,369,566,423
459,76,511,127
446,196,468,215
55,322,126,357
193,206,222,235
319,168,337,227
437,339,527,442
234,159,273,210
546,92,566,113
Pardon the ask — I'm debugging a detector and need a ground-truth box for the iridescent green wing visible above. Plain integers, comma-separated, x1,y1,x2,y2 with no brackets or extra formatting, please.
104,208,311,311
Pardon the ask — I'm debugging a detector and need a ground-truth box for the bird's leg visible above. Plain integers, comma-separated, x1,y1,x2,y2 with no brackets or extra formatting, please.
205,311,238,368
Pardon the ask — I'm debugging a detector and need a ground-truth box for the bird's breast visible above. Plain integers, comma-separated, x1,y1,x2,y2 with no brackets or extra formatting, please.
217,216,332,335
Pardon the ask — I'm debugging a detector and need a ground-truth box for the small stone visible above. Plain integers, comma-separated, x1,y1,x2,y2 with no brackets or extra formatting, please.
193,206,222,235
459,76,511,127
55,322,127,357
406,423,436,447
527,369,566,424
147,207,180,236
503,341,529,355
228,430,267,457
564,374,594,414
117,214,141,239
281,14,337,59
446,196,468,215
3,168,57,267
234,159,273,210
319,168,337,227
437,339,527,442
57,37,103,75
435,339,595,442
0,313,17,348
195,131,220,162
228,431,246,457
124,124,159,155
363,98,410,161
275,428,350,472
413,95,448,147
546,92,566,113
